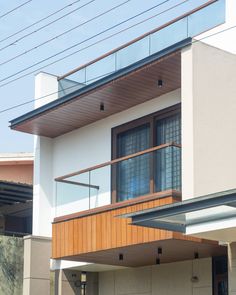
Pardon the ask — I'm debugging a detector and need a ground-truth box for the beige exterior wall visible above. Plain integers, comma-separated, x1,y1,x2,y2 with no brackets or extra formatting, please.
0,164,33,184
99,258,212,295
23,236,51,295
182,41,236,199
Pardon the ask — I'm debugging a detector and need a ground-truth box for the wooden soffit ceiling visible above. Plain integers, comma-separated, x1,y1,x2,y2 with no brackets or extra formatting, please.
63,239,226,267
11,51,181,138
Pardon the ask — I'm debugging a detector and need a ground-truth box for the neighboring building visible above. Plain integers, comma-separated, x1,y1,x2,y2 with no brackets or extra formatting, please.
9,1,236,294
0,153,33,294
0,153,33,236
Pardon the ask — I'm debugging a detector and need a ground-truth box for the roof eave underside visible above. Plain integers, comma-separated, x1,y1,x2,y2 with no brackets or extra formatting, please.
10,38,192,138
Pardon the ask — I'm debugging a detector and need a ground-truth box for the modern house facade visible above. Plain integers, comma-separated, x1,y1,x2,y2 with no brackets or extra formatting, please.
9,0,236,294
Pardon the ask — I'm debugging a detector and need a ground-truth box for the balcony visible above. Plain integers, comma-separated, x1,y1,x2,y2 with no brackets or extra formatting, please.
52,143,226,265
55,143,181,217
58,0,225,98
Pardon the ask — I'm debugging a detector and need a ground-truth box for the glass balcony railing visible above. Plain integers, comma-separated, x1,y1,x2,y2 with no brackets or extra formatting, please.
57,0,225,98
55,143,181,217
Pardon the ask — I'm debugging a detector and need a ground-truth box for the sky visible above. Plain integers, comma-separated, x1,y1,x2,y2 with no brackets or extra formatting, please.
0,0,235,153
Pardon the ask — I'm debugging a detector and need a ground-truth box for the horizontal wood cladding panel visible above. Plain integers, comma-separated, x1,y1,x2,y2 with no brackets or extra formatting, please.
52,195,177,259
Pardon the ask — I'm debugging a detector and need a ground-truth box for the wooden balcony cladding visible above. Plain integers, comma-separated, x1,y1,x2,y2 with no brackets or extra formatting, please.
52,191,181,259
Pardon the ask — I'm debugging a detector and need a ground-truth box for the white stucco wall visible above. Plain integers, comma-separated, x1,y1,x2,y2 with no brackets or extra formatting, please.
99,258,212,295
33,72,58,237
181,0,236,201
182,41,236,200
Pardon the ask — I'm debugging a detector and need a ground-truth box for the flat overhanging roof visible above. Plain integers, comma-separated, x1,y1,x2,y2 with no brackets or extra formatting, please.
10,0,225,138
122,189,236,234
10,39,189,138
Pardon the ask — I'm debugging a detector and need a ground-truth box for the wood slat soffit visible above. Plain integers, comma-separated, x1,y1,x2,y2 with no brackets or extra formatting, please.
12,52,181,138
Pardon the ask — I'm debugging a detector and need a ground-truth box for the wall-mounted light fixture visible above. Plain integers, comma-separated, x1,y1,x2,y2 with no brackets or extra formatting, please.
157,79,163,88
156,246,162,265
191,276,199,283
100,102,105,111
158,247,162,255
119,253,124,261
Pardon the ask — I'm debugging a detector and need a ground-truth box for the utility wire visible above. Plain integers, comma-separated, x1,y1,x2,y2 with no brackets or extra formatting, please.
0,0,32,19
2,70,116,115
0,0,187,86
0,0,95,52
1,23,236,115
0,0,82,43
0,0,137,67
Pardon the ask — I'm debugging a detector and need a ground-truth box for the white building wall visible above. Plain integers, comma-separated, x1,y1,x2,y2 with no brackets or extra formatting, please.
33,72,58,237
182,41,236,200
181,0,236,201
192,42,236,198
99,258,212,295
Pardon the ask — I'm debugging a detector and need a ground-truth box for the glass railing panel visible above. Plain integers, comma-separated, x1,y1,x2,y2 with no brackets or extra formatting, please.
55,144,182,217
57,1,225,98
116,36,150,70
154,146,181,192
55,172,90,217
115,153,151,202
150,18,188,55
187,0,225,37
85,54,116,84
58,68,86,98
89,165,111,209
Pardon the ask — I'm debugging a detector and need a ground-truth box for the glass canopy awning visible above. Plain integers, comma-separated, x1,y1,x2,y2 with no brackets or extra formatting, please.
122,189,236,233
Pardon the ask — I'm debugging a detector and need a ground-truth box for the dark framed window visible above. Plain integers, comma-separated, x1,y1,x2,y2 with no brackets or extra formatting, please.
112,104,181,203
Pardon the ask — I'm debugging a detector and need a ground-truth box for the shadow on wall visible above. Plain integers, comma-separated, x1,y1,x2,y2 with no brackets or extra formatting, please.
0,236,24,295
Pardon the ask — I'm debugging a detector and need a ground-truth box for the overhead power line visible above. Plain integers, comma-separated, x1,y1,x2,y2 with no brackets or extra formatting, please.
0,0,137,67
1,70,116,115
0,0,82,43
0,0,95,52
0,0,185,86
1,23,236,116
0,0,32,19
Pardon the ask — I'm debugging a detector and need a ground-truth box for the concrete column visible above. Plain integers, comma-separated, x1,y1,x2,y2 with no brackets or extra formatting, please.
23,235,51,295
229,242,236,295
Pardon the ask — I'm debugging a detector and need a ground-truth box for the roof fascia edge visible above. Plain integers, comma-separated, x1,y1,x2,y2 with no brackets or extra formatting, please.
10,37,192,128
127,189,236,223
